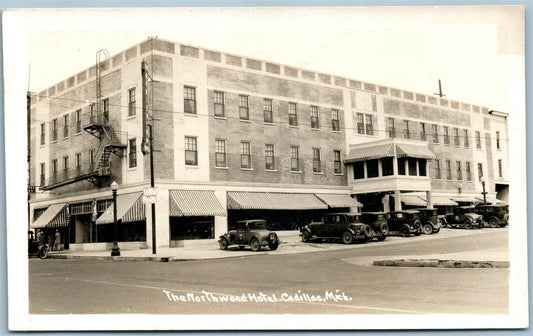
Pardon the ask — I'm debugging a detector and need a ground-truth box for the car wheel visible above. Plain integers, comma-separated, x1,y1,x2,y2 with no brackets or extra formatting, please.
363,226,373,242
250,238,261,252
301,230,311,242
379,223,389,236
464,219,473,229
341,231,354,244
219,238,229,250
401,225,411,237
489,217,499,228
433,227,440,234
38,246,48,259
268,240,279,251
422,223,433,235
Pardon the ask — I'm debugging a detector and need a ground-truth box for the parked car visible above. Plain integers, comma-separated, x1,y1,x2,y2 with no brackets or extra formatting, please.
219,219,279,252
414,208,441,234
443,206,484,229
361,212,389,241
475,204,509,228
28,230,49,259
300,213,374,244
386,211,422,237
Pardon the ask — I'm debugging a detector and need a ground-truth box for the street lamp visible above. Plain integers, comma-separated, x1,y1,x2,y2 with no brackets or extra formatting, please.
480,176,487,204
110,181,120,256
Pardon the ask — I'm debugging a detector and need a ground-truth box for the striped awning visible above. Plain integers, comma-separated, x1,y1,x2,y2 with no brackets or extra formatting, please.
396,143,435,159
393,194,427,207
227,192,328,210
96,192,145,225
169,190,226,217
315,194,362,208
345,144,394,163
31,203,68,229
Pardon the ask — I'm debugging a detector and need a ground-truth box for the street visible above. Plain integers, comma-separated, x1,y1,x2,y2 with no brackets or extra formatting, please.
29,229,508,315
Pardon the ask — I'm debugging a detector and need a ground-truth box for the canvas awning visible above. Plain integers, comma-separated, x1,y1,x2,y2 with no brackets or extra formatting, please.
227,192,327,210
31,203,68,229
451,196,478,203
396,143,435,159
393,194,427,207
96,192,145,225
429,196,459,206
315,194,363,208
475,196,506,204
344,144,394,163
170,190,226,217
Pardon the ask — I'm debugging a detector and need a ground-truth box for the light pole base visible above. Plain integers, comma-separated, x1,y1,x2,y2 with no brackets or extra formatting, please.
111,242,121,256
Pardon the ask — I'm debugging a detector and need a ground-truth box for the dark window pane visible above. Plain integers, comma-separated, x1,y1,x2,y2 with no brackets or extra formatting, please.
353,161,364,179
382,157,393,176
367,159,379,178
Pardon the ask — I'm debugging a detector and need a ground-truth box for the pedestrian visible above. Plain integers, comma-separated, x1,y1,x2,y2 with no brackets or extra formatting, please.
53,230,61,251
48,232,54,250
37,230,45,245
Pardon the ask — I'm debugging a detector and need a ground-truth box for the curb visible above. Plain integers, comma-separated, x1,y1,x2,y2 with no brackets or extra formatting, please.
372,259,509,268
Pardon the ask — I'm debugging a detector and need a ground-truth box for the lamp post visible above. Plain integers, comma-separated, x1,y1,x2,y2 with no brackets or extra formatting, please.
110,181,120,256
480,176,487,204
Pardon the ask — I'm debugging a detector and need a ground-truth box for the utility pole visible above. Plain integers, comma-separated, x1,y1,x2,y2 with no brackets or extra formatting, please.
148,124,156,255
434,79,446,98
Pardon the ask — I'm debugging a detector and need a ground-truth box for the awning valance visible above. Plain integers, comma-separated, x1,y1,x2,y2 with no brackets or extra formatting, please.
227,192,327,210
96,192,145,225
315,193,362,208
396,143,436,159
451,196,478,203
393,194,427,207
429,196,458,206
170,190,226,217
475,196,506,204
345,144,394,163
31,203,68,229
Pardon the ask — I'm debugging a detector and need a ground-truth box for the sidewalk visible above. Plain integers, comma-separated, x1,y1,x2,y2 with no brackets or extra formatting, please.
44,228,509,267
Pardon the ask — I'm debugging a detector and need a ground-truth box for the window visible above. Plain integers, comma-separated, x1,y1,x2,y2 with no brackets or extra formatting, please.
476,131,481,149
356,113,364,134
364,114,374,135
333,150,342,174
432,124,439,143
382,157,393,176
215,140,227,167
52,159,58,177
75,109,82,134
353,161,364,179
89,149,95,170
128,88,136,117
313,148,321,172
185,136,198,165
51,119,58,141
464,129,470,148
331,109,340,131
387,118,395,138
435,159,441,179
265,144,275,170
466,162,472,181
498,159,503,177
367,159,378,178
408,158,417,176
214,91,225,117
397,158,406,175
40,163,45,186
184,86,196,114
456,161,462,180
263,99,273,123
40,123,45,145
239,95,249,120
290,146,300,171
63,114,69,138
89,103,96,123
478,163,483,181
288,102,298,126
75,153,82,175
420,122,426,141
496,131,500,149
63,156,69,173
129,139,137,168
446,160,452,180
310,106,319,129
419,159,427,176
103,98,109,123
454,128,460,146
403,120,410,139
371,94,377,112
443,126,449,145
240,141,251,169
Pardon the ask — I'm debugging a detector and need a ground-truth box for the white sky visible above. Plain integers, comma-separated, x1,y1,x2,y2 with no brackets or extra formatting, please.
23,6,524,113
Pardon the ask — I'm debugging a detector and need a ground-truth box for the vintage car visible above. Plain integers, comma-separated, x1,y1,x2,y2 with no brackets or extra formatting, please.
474,204,509,228
386,210,422,237
300,213,374,244
443,206,484,229
414,208,441,234
28,230,49,259
361,212,389,241
218,219,279,252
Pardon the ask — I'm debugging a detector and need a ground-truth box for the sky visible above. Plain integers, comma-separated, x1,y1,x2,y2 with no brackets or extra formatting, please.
19,6,524,114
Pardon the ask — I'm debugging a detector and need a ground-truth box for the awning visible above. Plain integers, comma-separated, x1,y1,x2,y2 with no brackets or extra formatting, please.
429,196,458,206
345,144,394,163
475,196,507,204
227,192,328,210
96,192,145,225
170,190,226,217
393,194,427,207
315,194,363,208
31,203,68,229
396,143,435,159
451,196,478,203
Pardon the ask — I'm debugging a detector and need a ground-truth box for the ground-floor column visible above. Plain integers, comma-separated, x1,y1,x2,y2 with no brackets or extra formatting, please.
426,190,433,209
146,187,170,249
214,190,228,238
394,190,402,211
382,194,390,212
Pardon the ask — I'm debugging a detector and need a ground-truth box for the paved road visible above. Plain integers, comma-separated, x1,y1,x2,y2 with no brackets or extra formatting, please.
29,229,508,315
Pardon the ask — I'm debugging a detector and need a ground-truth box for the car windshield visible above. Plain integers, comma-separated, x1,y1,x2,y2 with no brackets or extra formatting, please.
346,215,360,223
247,221,267,230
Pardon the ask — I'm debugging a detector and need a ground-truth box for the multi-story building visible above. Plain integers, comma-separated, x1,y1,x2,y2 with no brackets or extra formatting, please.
28,37,508,250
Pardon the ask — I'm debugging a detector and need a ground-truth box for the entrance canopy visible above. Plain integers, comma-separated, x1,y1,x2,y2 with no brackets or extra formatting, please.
227,192,327,210
96,192,144,225
345,144,393,163
315,193,362,208
170,190,226,217
31,203,68,229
